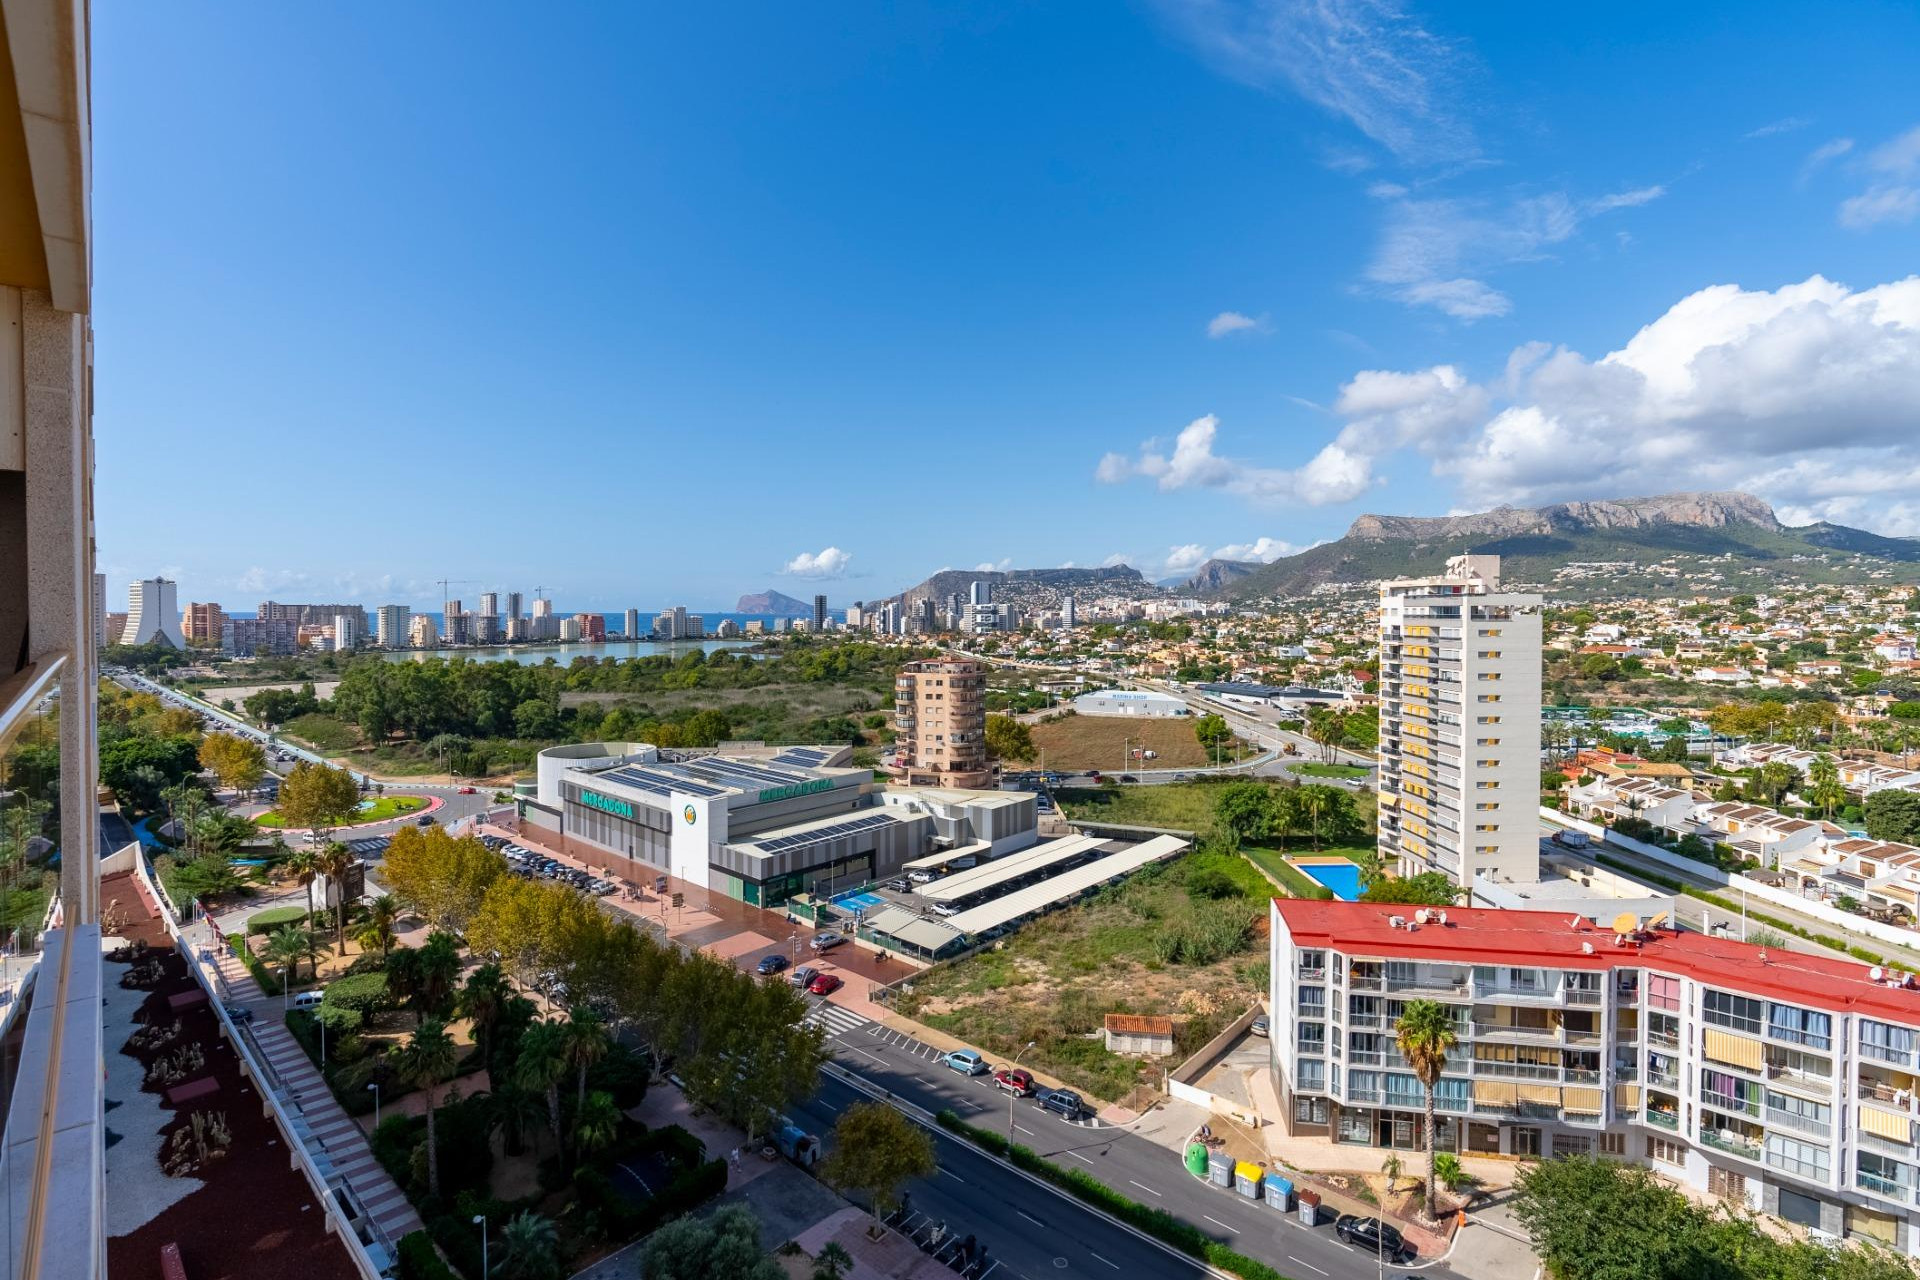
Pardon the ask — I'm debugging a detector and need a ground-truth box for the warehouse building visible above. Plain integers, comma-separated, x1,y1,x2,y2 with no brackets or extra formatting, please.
1072,688,1191,718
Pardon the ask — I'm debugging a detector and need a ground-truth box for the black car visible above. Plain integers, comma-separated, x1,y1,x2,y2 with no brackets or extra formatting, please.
756,954,790,975
1036,1087,1085,1120
1334,1215,1413,1262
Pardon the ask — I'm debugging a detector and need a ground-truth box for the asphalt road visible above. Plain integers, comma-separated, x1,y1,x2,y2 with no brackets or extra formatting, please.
790,1073,1209,1280
814,1013,1451,1280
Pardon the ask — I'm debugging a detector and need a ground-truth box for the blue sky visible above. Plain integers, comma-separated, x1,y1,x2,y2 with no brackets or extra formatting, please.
94,2,1920,611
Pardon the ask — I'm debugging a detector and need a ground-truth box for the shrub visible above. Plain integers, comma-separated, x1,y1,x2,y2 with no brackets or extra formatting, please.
396,1230,458,1280
225,933,282,995
247,905,308,936
587,1043,652,1109
321,971,390,1015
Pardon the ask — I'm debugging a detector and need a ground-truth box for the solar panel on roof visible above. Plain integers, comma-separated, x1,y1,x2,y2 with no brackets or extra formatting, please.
751,812,895,855
773,747,830,767
601,766,726,798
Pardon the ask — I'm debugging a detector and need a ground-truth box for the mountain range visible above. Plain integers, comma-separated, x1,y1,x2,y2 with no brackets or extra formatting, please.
1198,491,1920,601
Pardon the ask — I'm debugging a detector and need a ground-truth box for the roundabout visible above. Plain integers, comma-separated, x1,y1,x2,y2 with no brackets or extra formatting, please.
252,793,438,829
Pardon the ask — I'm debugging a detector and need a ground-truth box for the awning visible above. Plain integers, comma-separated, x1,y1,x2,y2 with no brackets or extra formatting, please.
1704,1028,1763,1072
1860,1106,1913,1143
1472,1081,1517,1106
1562,1087,1603,1114
1517,1083,1562,1105
1614,1084,1641,1110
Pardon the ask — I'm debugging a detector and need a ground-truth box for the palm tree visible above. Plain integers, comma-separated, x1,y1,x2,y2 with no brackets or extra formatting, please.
386,945,426,1024
514,1021,569,1156
316,841,355,955
415,931,462,1021
263,926,310,988
561,1006,611,1114
1297,784,1338,851
459,963,512,1068
392,1019,458,1197
573,1089,621,1158
812,1241,854,1280
283,845,321,929
492,1082,545,1157
1808,754,1846,821
1395,998,1459,1220
494,1211,560,1280
357,895,399,960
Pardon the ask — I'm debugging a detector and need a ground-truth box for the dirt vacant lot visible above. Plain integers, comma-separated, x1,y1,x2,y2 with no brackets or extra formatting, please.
1029,711,1247,771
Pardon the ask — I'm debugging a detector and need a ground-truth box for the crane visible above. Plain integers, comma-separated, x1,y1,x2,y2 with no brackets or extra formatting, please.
436,578,475,628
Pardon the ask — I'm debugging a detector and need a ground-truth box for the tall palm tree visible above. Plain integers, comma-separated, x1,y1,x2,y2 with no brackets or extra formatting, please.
492,1082,545,1158
393,1019,458,1197
572,1089,621,1158
494,1211,560,1280
514,1021,569,1156
415,931,462,1021
813,1242,854,1280
264,925,310,988
562,1006,611,1114
316,841,355,955
283,845,321,929
459,963,512,1069
1395,998,1459,1220
386,946,426,1024
357,895,399,960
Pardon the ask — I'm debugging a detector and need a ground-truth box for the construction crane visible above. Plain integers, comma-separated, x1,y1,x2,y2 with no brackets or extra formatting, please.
436,578,475,627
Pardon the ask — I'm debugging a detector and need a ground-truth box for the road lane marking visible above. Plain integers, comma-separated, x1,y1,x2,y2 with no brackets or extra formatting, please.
937,1168,967,1183
852,1048,886,1064
1288,1259,1329,1277
1128,1180,1162,1197
1090,1252,1119,1269
1064,1151,1095,1165
1017,1210,1047,1227
1014,1124,1035,1135
1203,1215,1237,1233
975,1263,999,1280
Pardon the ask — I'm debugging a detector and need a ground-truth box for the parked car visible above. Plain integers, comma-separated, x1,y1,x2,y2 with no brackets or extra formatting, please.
1119,774,1138,783
992,1067,1035,1096
942,1049,990,1076
1335,1216,1413,1262
756,954,790,975
1250,1015,1269,1038
807,973,843,996
291,989,327,1011
223,1004,254,1025
790,966,818,989
1551,828,1591,849
810,931,846,952
909,870,936,884
1037,1087,1085,1119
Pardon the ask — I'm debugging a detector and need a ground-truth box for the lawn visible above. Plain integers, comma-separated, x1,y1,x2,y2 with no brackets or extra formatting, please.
1028,710,1248,771
896,847,1271,1104
1242,845,1374,901
255,794,426,828
1292,762,1371,779
279,711,360,754
1058,778,1377,835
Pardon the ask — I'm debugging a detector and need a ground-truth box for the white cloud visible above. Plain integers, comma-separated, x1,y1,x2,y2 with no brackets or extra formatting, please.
1316,274,1920,530
1365,186,1663,319
1094,414,1376,507
1745,117,1809,140
781,546,852,579
1831,126,1920,230
1211,536,1303,562
1366,182,1408,200
975,558,1013,572
1100,552,1134,568
1801,137,1854,184
1162,543,1212,574
1152,0,1478,164
1207,310,1265,338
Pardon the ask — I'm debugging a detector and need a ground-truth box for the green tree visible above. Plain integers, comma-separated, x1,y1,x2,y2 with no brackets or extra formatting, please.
1806,753,1847,820
1750,761,1800,807
283,845,322,928
1294,783,1355,851
639,1203,784,1280
1395,998,1458,1219
818,1101,937,1219
391,1019,459,1198
1193,713,1232,752
572,1090,622,1158
1360,872,1462,906
494,1211,561,1280
458,961,512,1067
276,760,363,843
983,714,1035,763
1212,781,1275,846
811,1241,854,1280
514,1020,570,1155
562,1005,612,1114
414,931,463,1021
264,925,311,987
1866,790,1920,845
317,840,355,954
357,894,400,959
197,731,267,798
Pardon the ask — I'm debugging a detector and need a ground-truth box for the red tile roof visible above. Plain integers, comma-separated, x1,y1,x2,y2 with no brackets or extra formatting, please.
1273,899,1920,1023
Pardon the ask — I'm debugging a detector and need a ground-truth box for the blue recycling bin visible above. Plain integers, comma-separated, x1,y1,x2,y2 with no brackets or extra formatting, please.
1264,1172,1295,1211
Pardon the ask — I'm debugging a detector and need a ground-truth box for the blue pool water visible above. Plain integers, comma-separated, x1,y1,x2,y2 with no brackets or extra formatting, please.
834,890,884,913
1296,862,1365,901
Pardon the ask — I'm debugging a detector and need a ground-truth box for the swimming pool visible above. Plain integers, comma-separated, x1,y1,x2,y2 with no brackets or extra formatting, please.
833,890,885,914
1292,860,1365,901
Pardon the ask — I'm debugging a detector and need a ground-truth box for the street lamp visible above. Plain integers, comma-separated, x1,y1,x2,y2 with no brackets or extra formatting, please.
367,1083,381,1129
1008,1040,1035,1150
473,1215,487,1278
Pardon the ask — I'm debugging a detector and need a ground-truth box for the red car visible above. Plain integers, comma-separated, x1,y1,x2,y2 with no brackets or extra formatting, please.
458,786,477,794
993,1067,1035,1096
807,973,843,996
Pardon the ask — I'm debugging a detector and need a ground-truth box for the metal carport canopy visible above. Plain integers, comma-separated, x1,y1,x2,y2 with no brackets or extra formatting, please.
919,834,1108,902
943,835,1189,935
862,905,963,953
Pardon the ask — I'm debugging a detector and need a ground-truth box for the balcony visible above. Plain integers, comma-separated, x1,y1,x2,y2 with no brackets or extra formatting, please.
1701,1129,1764,1162
1764,1106,1834,1138
1855,1170,1915,1202
1385,974,1470,997
1565,988,1604,1006
1647,1109,1680,1130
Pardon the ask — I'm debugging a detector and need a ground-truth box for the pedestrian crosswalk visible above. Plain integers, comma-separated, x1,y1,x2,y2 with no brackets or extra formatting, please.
804,1002,871,1038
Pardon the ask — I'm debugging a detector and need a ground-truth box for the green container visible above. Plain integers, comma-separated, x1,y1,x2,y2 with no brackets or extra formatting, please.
1185,1143,1210,1178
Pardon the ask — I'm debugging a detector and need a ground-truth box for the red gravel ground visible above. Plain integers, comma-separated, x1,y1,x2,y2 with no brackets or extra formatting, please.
103,872,360,1280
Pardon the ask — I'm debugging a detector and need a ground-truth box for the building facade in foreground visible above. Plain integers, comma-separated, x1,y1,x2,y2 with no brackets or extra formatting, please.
896,656,990,788
1377,554,1542,889
1271,899,1920,1252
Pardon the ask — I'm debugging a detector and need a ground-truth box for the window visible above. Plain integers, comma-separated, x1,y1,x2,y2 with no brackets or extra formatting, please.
1765,1090,1831,1134
1776,1188,1824,1230
1513,1128,1542,1157
1647,1136,1685,1166
1295,1097,1328,1125
1768,1004,1832,1050
1861,1020,1916,1065
1477,672,1502,681
1296,1059,1325,1091
1298,986,1327,1017
1477,651,1502,659
1476,845,1499,853
1552,1133,1594,1159
1478,715,1502,724
1477,738,1502,746
1765,1136,1830,1181
1480,628,1503,637
1647,975,1680,1012
1707,1166,1746,1202
1599,1132,1627,1156
1475,802,1501,811
1475,780,1501,789
1478,694,1502,703
1475,823,1499,832
1297,1022,1326,1055
1704,990,1765,1035
1476,758,1500,767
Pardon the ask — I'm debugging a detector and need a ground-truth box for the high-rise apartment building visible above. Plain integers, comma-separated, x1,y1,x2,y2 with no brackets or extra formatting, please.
334,612,361,650
258,600,368,633
1271,899,1920,1247
228,616,299,656
93,573,106,647
122,577,185,648
652,606,703,640
970,580,992,606
813,594,828,632
182,602,226,646
895,656,991,788
376,604,411,647
846,602,865,629
1061,596,1077,629
2,16,110,1267
560,615,582,642
478,591,499,616
505,590,523,620
409,614,441,648
1377,554,1542,889
531,596,553,618
623,607,639,638
579,612,606,642
445,598,463,619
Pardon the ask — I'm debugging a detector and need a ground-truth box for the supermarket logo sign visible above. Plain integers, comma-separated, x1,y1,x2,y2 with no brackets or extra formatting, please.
579,789,634,819
757,779,835,804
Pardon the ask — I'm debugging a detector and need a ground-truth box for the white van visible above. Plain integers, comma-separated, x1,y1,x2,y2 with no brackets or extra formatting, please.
291,989,326,1011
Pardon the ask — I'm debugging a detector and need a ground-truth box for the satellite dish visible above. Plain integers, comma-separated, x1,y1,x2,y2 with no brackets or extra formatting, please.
1581,941,1595,955
1415,909,1432,925
1872,966,1886,982
1612,912,1638,936
1646,910,1670,932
